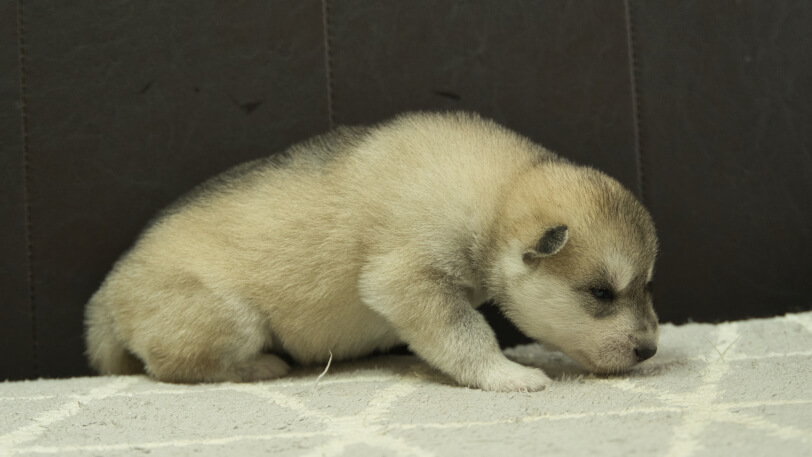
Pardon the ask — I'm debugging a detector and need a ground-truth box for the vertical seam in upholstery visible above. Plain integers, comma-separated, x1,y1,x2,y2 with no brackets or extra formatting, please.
623,0,647,203
16,0,39,377
321,0,335,129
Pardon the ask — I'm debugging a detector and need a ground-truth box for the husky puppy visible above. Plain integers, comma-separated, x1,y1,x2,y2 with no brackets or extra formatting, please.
85,112,659,392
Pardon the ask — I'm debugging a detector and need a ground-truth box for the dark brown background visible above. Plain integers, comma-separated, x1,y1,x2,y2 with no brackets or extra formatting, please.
2,1,810,380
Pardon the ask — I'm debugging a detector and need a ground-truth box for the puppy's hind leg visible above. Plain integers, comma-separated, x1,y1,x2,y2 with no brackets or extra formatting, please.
130,284,289,383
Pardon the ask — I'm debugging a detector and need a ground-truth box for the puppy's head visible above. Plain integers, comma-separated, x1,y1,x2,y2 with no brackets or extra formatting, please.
490,163,659,374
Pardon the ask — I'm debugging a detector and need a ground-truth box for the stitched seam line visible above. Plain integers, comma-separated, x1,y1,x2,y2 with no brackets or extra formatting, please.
321,0,335,129
623,0,647,203
16,0,39,377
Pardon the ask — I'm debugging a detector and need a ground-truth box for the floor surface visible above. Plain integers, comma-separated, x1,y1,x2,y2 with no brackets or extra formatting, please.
1,312,810,456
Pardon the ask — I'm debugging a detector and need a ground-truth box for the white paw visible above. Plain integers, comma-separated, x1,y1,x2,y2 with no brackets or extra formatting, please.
476,362,551,392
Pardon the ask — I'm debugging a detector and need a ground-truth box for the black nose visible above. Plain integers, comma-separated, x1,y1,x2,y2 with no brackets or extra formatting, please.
634,345,657,362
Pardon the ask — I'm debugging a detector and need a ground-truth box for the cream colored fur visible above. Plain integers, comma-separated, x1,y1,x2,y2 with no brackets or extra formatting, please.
85,112,659,391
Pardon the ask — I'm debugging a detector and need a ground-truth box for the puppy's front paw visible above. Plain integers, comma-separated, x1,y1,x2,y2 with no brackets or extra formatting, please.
477,362,551,392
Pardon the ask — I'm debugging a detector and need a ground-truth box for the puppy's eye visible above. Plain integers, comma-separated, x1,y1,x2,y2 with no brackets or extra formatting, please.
590,287,615,301
645,281,654,294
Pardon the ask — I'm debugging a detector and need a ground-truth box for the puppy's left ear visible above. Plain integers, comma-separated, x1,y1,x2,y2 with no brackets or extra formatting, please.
525,225,569,261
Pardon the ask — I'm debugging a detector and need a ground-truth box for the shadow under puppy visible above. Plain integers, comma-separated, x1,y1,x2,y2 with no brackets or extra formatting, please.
85,111,659,391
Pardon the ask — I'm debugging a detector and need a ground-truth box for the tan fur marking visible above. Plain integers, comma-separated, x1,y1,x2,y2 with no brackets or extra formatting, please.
606,251,635,292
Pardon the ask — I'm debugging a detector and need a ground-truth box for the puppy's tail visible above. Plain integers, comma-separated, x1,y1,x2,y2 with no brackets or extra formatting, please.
85,296,144,375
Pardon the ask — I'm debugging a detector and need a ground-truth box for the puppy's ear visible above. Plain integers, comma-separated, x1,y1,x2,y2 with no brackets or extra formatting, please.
525,225,568,261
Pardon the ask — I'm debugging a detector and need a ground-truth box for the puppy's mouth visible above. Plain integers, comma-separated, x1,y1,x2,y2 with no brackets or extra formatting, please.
530,335,641,374
589,363,634,376
560,349,603,373
565,347,637,375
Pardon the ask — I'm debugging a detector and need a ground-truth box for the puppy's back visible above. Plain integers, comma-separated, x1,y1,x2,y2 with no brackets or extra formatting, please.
85,111,560,377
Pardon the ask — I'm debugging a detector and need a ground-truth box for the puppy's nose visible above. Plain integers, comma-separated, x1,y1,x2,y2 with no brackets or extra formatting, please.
634,345,657,362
